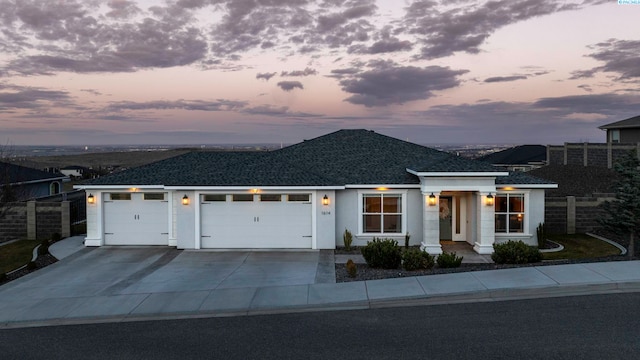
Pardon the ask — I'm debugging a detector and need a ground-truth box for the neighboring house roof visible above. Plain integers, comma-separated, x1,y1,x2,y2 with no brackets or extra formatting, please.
86,129,554,187
0,161,66,185
598,115,640,130
478,145,547,165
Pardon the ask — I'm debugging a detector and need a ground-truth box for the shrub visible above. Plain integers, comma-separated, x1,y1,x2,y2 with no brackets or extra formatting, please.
437,251,463,268
26,261,37,270
361,238,402,269
346,259,357,278
536,223,546,247
51,233,61,243
343,229,353,251
402,248,435,271
0,273,7,283
38,242,49,256
404,232,411,248
492,240,543,264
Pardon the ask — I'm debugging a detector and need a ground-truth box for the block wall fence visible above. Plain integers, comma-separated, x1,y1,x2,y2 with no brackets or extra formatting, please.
547,143,640,168
545,194,616,234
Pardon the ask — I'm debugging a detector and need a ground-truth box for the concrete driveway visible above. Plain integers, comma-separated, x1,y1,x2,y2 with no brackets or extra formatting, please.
0,243,334,323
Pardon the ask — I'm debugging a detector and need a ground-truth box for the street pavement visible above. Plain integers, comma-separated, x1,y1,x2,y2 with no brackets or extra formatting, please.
1,236,640,328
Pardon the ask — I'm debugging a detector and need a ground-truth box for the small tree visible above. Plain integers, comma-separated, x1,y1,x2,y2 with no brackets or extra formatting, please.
600,153,640,258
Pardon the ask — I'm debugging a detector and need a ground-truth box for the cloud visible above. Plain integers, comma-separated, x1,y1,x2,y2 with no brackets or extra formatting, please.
105,99,247,112
281,68,318,77
80,89,103,96
256,72,277,81
0,86,72,112
242,105,321,117
577,84,593,92
338,61,468,107
570,39,640,81
532,93,640,114
277,81,304,91
484,75,527,83
404,0,583,59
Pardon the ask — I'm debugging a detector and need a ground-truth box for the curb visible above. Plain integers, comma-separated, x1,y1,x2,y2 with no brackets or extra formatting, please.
586,232,627,255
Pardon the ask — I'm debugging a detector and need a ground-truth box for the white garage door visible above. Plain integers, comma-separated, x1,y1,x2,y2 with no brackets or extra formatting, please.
104,192,169,245
200,193,312,249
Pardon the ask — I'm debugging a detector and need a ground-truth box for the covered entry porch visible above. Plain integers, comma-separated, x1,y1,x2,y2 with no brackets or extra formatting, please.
412,174,504,255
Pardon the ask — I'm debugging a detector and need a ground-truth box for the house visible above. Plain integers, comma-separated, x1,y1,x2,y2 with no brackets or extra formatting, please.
598,115,640,144
60,165,89,179
0,161,67,201
478,145,547,172
75,130,556,254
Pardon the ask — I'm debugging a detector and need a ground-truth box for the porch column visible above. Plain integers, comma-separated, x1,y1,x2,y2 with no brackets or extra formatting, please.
473,192,495,254
420,192,442,255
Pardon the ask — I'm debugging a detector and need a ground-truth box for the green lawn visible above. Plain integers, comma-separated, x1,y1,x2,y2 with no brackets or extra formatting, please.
542,234,622,260
0,240,39,274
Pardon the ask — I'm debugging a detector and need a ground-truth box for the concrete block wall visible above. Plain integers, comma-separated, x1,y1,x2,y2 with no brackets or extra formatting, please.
0,201,71,243
545,194,614,234
547,143,639,168
0,203,28,243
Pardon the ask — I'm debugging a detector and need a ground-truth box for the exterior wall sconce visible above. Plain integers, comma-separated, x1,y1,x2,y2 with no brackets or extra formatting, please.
428,193,436,206
486,193,494,206
182,195,190,205
322,194,330,206
87,193,95,204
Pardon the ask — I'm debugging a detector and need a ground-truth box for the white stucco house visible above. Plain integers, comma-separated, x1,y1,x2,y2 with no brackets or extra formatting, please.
75,130,556,254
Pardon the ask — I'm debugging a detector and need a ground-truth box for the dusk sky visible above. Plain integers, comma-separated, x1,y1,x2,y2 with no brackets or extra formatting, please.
1,0,639,146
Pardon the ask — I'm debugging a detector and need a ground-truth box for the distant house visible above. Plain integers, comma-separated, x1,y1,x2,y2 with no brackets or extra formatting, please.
60,165,91,179
76,130,556,254
478,145,547,172
0,161,68,201
598,115,640,144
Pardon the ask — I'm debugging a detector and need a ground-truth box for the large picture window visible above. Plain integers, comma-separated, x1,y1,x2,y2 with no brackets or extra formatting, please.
495,193,524,233
362,194,402,234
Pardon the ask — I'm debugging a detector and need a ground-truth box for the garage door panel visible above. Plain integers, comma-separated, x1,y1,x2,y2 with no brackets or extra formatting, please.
201,197,312,249
104,193,169,246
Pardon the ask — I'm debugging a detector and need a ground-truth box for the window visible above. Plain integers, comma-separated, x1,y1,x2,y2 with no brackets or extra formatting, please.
362,194,402,234
232,194,254,202
287,194,310,202
203,194,226,202
110,193,131,200
143,193,164,200
611,129,620,143
260,194,282,202
495,193,524,233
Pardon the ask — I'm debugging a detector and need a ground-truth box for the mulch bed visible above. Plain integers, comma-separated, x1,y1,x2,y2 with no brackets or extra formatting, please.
0,250,58,287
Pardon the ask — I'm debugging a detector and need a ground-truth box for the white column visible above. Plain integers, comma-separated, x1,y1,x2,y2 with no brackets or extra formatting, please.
473,192,495,254
420,192,442,255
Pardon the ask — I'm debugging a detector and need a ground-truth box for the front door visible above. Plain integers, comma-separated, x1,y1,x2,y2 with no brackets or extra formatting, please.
439,197,452,240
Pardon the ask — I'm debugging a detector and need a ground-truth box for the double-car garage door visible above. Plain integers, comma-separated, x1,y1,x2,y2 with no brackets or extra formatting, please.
200,193,312,249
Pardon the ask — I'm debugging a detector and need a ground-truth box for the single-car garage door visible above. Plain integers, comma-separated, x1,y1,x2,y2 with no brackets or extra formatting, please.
104,192,169,245
200,193,312,248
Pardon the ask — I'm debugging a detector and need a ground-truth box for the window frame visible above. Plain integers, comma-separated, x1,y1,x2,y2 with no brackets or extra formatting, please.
357,190,407,236
494,192,528,235
610,129,620,143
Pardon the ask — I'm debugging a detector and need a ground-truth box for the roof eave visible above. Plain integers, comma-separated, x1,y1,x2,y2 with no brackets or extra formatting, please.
406,168,509,177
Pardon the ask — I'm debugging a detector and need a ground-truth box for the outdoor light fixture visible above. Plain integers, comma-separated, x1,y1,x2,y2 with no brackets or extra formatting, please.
322,194,330,206
87,193,95,204
428,193,436,206
182,195,190,205
486,193,494,206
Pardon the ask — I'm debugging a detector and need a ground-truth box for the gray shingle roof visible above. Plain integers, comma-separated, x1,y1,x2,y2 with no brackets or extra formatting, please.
1,161,66,184
86,129,553,187
598,115,640,130
478,145,547,165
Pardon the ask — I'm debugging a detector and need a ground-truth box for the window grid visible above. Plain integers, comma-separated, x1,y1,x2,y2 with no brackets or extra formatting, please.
495,193,524,233
362,194,402,234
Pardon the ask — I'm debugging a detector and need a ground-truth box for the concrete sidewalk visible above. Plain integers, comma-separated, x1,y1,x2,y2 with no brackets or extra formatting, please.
1,236,640,328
